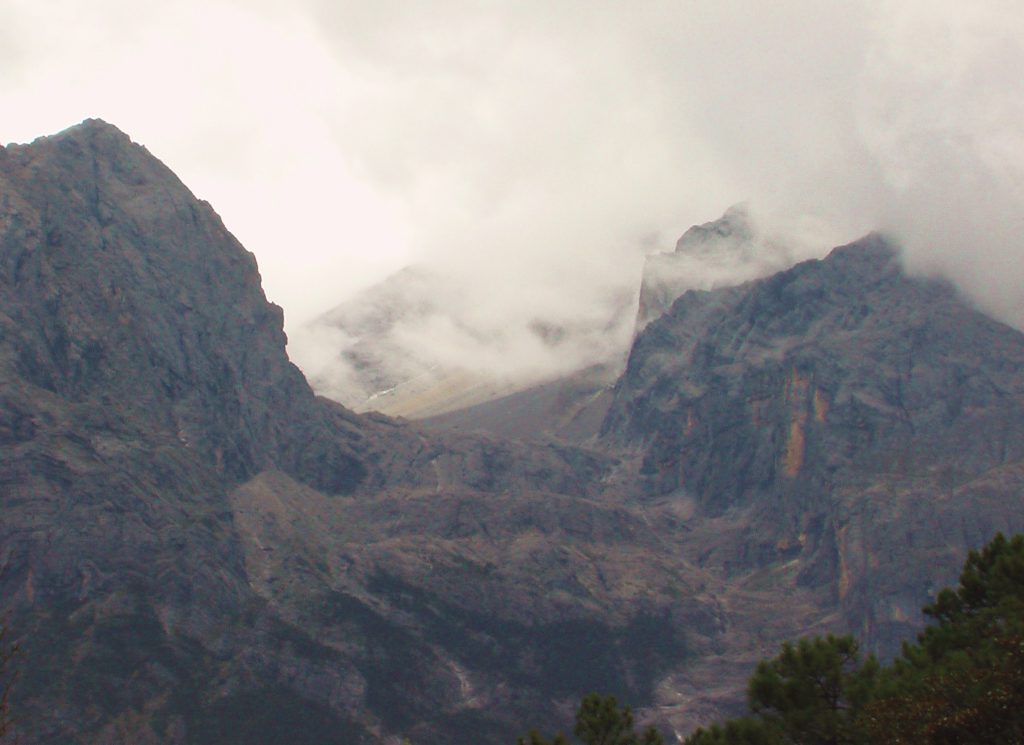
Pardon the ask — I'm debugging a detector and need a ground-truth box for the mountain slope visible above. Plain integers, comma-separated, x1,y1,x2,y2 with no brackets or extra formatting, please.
0,121,706,744
602,235,1024,655
301,262,636,418
0,118,417,743
3,121,1024,745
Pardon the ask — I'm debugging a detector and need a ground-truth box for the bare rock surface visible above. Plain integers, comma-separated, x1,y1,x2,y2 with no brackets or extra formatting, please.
2,121,1024,745
0,121,668,745
603,235,1024,655
635,204,791,332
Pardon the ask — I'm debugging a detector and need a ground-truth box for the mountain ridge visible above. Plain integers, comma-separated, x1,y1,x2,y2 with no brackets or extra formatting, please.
2,120,1024,744
0,119,681,744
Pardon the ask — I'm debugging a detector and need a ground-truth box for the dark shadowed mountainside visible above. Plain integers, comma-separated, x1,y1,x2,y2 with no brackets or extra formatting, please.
602,236,1024,656
0,121,690,744
1,120,1023,744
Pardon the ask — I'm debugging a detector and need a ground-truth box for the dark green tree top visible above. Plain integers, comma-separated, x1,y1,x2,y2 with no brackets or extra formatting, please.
518,694,663,745
686,635,877,745
686,532,1024,745
915,532,1024,661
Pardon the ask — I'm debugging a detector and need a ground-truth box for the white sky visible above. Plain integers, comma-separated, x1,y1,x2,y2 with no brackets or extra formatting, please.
4,0,1024,335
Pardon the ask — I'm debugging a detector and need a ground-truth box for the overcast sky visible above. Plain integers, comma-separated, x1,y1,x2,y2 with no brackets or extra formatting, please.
4,0,1024,342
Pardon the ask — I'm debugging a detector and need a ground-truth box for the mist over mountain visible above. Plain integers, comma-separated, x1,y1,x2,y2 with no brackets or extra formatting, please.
294,263,636,417
295,205,799,417
2,120,1024,745
8,2,1024,354
635,204,793,332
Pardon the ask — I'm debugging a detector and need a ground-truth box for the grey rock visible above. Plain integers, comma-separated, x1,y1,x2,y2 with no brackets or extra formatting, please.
4,121,1024,745
603,234,1024,654
0,120,690,745
635,204,791,331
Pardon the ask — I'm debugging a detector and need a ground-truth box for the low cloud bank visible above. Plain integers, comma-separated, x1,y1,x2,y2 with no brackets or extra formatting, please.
5,1,1022,397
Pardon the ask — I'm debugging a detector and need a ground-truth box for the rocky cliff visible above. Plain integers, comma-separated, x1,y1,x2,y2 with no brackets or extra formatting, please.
603,235,1024,655
2,121,1024,745
634,204,791,332
0,121,671,745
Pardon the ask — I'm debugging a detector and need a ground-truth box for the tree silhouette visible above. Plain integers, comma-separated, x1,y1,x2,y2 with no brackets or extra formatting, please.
684,532,1024,744
861,533,1024,743
685,635,878,745
518,694,663,745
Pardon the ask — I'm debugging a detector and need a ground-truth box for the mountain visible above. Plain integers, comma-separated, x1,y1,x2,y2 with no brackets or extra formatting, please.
417,206,792,443
417,362,618,444
0,121,660,744
303,203,788,433
299,264,465,411
2,120,1023,745
301,263,635,418
602,235,1024,656
634,204,791,332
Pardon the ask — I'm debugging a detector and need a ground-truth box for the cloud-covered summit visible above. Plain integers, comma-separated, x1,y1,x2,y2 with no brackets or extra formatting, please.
4,0,1023,352
295,205,801,415
636,204,793,331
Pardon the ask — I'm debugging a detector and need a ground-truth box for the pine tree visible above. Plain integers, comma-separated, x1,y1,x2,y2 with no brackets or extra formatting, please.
686,532,1024,744
518,694,663,745
861,533,1024,743
684,635,877,745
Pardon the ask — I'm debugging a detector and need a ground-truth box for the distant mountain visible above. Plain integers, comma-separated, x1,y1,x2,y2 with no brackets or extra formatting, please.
2,120,1023,745
302,263,635,418
417,205,794,442
635,204,792,331
301,204,790,429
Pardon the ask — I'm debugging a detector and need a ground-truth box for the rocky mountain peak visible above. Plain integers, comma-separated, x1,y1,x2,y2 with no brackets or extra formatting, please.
45,116,129,141
820,231,899,272
604,232,1024,650
673,202,755,256
3,117,126,150
0,119,369,489
635,204,792,331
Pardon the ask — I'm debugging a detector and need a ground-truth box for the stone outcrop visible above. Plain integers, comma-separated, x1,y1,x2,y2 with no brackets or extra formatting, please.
635,204,791,331
603,235,1024,654
2,120,1024,745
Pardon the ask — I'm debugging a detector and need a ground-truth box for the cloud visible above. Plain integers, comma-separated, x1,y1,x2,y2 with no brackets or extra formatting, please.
4,0,1024,397
1,0,414,323
858,0,1024,325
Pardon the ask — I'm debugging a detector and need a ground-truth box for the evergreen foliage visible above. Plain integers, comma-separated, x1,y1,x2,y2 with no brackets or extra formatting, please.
685,635,877,745
518,694,664,745
516,534,1023,745
682,532,1024,745
861,532,1024,743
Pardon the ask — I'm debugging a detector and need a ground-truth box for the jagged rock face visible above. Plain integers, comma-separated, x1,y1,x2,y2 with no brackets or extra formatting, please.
0,120,372,491
0,121,701,745
4,120,1024,745
635,204,791,332
603,235,1024,652
0,119,407,743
